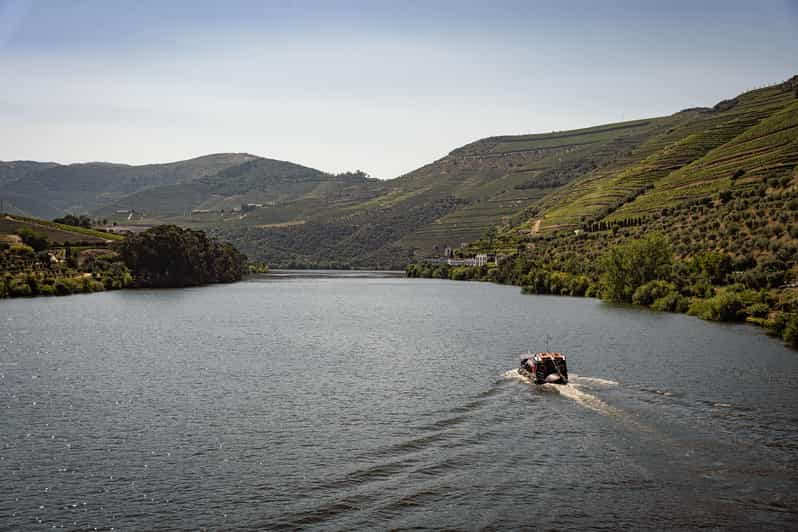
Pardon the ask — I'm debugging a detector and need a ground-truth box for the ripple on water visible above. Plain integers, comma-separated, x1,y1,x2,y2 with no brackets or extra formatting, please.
2,278,797,531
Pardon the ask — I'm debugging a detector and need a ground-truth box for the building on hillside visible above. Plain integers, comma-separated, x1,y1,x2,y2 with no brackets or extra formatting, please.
447,257,477,267
104,224,152,235
475,254,488,267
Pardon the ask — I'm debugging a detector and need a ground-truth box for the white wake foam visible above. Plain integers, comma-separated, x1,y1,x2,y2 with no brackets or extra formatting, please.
501,369,531,383
501,369,617,416
551,383,617,416
570,374,619,387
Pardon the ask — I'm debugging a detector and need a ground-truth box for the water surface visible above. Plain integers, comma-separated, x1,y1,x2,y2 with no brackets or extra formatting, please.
1,275,797,530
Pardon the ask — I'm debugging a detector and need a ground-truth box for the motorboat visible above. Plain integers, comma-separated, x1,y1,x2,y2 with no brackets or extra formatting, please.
518,352,568,384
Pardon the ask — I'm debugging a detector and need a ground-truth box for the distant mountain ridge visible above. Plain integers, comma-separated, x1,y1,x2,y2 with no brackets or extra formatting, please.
1,75,796,268
0,153,259,215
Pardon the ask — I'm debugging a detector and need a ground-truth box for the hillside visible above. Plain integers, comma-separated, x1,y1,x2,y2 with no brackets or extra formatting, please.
0,153,258,216
1,75,796,268
529,80,798,232
0,214,122,245
205,116,707,267
93,158,384,217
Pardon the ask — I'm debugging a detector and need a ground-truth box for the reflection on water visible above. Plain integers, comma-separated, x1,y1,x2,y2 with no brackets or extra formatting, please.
1,276,796,530
258,269,405,279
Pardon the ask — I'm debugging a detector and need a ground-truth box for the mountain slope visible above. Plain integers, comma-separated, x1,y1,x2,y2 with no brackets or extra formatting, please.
2,76,796,268
526,82,797,232
0,153,258,216
0,161,59,186
215,77,796,267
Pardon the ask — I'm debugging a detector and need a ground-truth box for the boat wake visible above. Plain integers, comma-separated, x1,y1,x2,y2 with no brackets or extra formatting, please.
570,374,619,387
501,369,530,383
553,382,618,416
501,369,618,416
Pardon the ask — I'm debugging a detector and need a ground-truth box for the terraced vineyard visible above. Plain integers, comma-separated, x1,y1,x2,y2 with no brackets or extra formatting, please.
3,75,796,268
610,98,798,220
0,215,122,245
534,82,798,231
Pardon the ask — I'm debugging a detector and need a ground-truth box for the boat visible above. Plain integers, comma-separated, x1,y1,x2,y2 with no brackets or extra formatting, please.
518,352,568,384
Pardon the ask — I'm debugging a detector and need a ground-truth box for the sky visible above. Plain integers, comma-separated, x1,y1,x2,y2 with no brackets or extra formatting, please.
0,0,797,178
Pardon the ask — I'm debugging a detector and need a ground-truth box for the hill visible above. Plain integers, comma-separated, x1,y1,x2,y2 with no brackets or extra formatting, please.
0,153,258,216
1,75,796,269
93,158,383,217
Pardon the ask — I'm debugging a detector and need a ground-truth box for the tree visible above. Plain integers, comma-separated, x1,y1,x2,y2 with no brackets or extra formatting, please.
690,252,733,285
53,214,92,228
16,228,49,252
600,233,672,302
114,225,247,288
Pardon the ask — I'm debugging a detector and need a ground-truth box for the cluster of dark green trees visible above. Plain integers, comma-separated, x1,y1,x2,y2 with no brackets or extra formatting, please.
53,214,94,229
1,224,248,297
115,225,247,288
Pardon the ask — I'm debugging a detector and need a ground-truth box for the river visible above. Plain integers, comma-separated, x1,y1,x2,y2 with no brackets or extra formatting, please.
1,274,797,530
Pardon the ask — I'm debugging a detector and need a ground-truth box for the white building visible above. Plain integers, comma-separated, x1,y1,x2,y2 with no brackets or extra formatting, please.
447,258,476,266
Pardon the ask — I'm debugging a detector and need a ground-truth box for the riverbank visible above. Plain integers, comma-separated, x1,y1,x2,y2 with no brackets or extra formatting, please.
406,233,798,349
1,222,248,299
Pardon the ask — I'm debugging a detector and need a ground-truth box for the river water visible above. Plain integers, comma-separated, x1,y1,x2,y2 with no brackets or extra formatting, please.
1,274,797,530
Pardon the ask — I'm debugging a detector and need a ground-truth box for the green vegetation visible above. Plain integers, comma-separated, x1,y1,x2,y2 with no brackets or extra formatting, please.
599,233,672,302
3,77,796,268
115,225,247,288
17,227,49,252
1,153,258,215
0,241,132,299
1,217,247,298
53,214,93,229
408,187,798,349
0,215,121,245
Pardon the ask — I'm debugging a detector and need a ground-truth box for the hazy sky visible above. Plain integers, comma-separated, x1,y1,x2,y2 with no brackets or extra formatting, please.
1,0,796,178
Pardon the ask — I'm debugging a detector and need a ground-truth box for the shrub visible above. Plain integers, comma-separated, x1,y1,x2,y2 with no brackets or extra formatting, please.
651,292,689,313
745,303,770,318
81,277,104,293
54,277,82,296
431,265,449,279
38,283,55,296
8,278,32,297
16,228,49,252
688,290,747,322
632,280,676,306
782,314,798,347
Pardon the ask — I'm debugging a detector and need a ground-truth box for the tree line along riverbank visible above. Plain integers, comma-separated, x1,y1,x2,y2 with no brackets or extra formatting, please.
1,219,249,298
407,231,798,349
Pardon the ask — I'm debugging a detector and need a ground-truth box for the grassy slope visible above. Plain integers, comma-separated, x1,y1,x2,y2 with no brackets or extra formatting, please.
112,77,798,267
385,118,682,252
1,153,258,216
3,77,795,267
0,215,123,244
